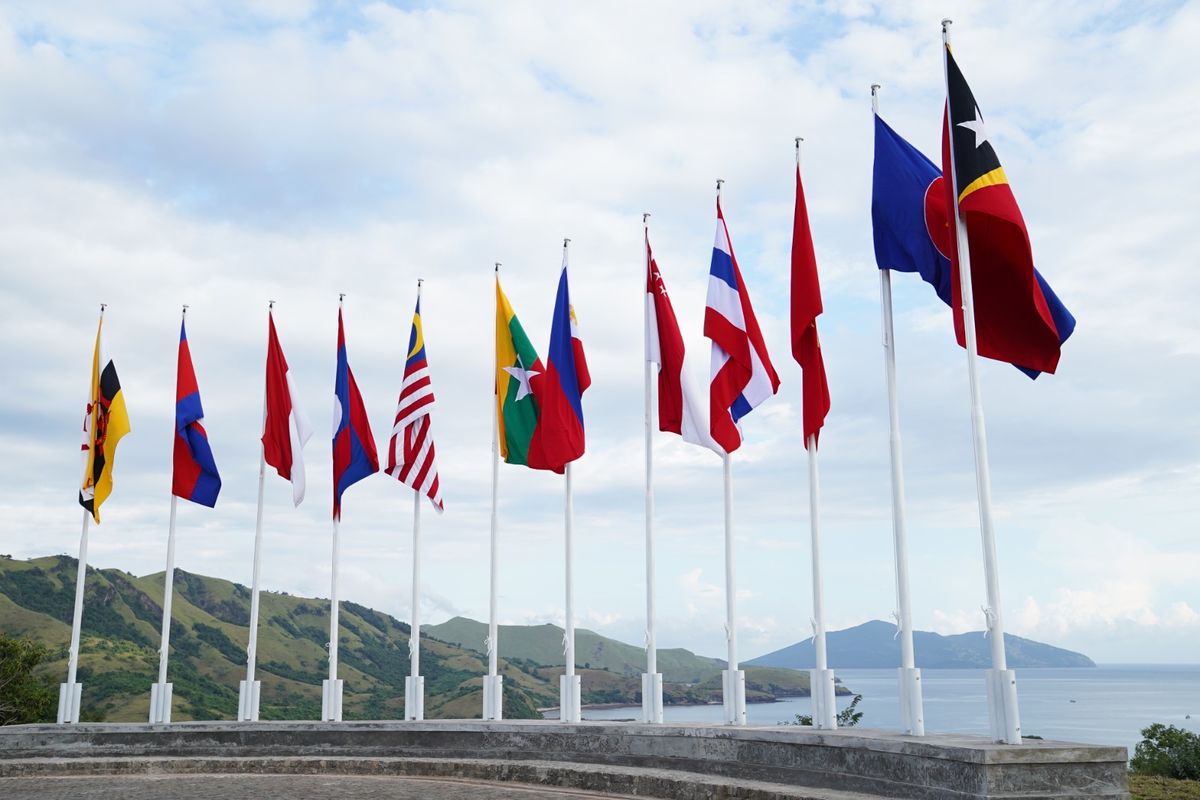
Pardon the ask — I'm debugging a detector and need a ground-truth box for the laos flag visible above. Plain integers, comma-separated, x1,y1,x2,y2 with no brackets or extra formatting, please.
172,319,221,507
332,307,379,519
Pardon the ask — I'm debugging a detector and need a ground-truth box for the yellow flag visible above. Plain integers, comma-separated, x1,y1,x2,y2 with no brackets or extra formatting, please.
79,316,130,523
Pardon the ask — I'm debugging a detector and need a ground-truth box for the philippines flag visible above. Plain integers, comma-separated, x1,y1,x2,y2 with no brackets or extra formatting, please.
645,230,719,454
527,252,590,474
172,319,221,507
332,307,379,519
262,311,313,506
386,296,443,512
704,197,780,454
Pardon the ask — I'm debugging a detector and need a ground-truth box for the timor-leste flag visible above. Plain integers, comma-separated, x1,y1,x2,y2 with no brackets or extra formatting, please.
79,315,131,523
942,44,1069,376
495,275,545,467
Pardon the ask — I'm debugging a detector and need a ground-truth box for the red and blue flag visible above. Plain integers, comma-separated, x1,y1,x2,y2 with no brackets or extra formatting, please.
527,253,590,473
172,320,221,507
332,307,379,519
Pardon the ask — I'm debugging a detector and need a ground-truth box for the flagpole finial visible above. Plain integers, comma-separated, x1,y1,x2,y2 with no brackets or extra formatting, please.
181,304,189,317
99,303,107,314
338,293,345,307
871,83,881,96
716,178,724,200
642,212,650,225
268,300,275,309
417,278,424,288
871,84,881,114
563,237,570,248
494,262,501,273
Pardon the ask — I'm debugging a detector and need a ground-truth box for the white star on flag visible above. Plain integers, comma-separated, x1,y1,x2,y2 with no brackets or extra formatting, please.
957,107,990,149
503,363,539,402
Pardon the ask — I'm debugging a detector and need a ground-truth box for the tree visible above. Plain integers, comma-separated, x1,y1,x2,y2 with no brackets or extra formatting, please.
1131,723,1200,781
784,693,864,728
0,634,56,725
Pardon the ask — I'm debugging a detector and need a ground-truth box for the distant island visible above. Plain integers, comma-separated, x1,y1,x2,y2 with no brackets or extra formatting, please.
747,620,1096,670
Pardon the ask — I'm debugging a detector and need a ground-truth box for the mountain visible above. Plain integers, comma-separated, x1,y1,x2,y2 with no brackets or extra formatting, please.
746,620,1096,669
423,616,726,684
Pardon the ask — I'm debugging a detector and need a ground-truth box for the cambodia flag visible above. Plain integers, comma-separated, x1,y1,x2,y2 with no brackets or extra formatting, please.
872,112,1074,378
262,311,312,506
332,307,379,519
790,165,831,448
527,254,590,474
172,320,221,507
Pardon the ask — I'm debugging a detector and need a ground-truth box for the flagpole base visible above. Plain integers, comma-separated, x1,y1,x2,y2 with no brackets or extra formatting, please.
640,673,663,723
482,674,503,721
404,675,425,721
986,669,1021,744
898,667,924,736
56,682,81,724
237,680,261,722
558,674,581,723
809,669,838,730
148,682,173,724
721,669,746,726
321,678,343,722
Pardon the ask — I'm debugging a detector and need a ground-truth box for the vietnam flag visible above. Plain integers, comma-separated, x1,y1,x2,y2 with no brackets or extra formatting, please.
790,163,831,448
942,44,1068,375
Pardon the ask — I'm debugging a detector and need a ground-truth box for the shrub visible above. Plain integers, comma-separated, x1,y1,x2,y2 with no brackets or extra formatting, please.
784,693,864,728
1131,723,1200,781
0,634,56,725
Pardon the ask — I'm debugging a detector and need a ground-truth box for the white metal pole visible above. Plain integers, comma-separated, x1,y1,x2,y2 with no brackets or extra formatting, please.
941,19,1020,745
406,488,423,720
241,356,269,722
807,435,837,729
642,214,662,724
486,265,503,721
558,238,580,724
150,494,178,723
872,83,925,737
59,510,89,723
720,452,745,725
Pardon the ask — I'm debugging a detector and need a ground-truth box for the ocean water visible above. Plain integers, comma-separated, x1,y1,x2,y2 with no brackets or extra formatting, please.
576,665,1200,754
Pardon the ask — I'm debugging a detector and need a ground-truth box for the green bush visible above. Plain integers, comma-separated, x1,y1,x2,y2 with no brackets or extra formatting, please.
783,693,864,728
1131,724,1200,781
0,634,56,725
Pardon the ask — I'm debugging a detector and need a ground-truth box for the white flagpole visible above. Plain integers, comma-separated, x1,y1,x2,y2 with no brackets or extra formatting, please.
559,238,581,724
322,294,345,723
58,510,89,724
872,84,925,737
941,19,1021,745
484,263,503,721
405,281,426,723
641,213,663,724
239,303,272,723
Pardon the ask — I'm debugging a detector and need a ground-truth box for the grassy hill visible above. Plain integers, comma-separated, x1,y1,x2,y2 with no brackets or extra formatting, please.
424,616,726,683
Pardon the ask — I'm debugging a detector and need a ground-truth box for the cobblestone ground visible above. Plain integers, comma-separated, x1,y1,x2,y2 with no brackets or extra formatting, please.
1,774,625,799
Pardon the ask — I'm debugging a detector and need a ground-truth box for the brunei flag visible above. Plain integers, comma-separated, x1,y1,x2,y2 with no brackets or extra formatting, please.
79,315,131,523
495,275,545,467
942,45,1071,376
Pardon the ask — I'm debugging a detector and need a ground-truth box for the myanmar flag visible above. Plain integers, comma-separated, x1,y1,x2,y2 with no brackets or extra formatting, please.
495,275,545,466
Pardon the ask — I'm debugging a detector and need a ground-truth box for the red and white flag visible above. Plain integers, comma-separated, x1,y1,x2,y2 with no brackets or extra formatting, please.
645,230,720,454
387,296,444,511
262,311,313,506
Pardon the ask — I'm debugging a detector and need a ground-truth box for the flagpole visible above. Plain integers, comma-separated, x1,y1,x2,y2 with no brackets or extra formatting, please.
559,238,581,724
641,213,663,724
484,263,503,721
239,303,272,723
405,280,426,722
323,294,346,723
871,84,925,737
942,18,1021,745
715,180,746,727
58,510,89,724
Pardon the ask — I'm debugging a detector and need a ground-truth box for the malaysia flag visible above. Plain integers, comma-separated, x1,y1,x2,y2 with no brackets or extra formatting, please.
262,311,312,506
645,230,719,454
172,319,221,507
704,197,780,454
332,307,379,519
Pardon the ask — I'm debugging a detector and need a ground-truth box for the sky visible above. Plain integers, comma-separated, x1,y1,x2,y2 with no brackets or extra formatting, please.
0,0,1197,666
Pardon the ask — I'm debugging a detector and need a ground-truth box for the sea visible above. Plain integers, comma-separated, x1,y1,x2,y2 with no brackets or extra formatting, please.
572,665,1200,754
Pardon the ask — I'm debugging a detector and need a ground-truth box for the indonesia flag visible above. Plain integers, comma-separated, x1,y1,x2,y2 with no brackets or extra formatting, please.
645,230,719,454
262,311,313,506
704,197,780,454
386,295,443,511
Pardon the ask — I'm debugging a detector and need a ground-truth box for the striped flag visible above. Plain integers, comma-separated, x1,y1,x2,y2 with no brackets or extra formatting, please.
704,196,780,454
386,296,443,511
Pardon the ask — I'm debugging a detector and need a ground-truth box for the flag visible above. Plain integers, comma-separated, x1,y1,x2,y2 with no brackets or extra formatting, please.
872,113,1075,378
704,198,780,454
332,307,379,519
645,230,719,453
262,311,313,506
386,296,444,512
941,45,1075,376
527,254,591,473
172,319,221,507
495,276,545,467
78,316,131,523
790,165,831,447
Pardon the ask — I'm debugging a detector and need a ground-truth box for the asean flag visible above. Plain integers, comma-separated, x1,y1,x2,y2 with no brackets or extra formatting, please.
527,254,590,473
332,307,379,519
262,310,313,506
172,319,221,507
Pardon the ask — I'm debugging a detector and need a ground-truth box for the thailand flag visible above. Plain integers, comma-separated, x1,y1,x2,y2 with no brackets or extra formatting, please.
527,253,590,473
262,311,312,506
172,319,221,507
645,230,719,454
704,198,780,454
332,307,379,519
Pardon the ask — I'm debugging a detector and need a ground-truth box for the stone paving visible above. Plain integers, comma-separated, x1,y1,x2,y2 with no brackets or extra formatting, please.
0,774,625,800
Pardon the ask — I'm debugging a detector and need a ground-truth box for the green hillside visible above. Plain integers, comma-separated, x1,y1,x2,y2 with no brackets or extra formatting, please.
423,616,726,683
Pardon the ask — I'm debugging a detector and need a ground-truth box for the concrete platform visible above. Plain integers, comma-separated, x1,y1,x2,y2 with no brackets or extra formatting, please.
0,720,1130,800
